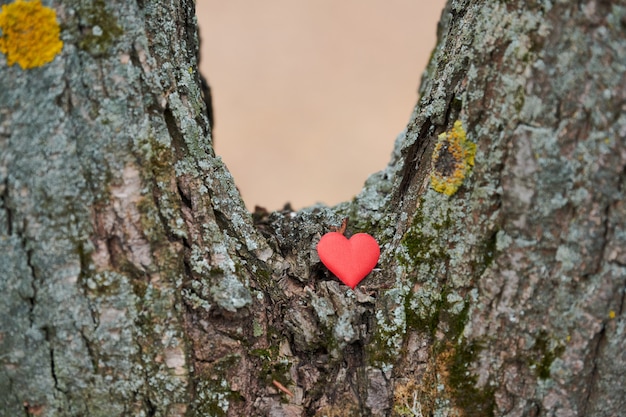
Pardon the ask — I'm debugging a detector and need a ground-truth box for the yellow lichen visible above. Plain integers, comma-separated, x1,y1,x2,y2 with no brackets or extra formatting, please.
430,120,476,196
0,0,63,69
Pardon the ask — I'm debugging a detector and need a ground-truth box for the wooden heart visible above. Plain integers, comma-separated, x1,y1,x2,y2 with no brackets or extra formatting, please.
316,232,380,289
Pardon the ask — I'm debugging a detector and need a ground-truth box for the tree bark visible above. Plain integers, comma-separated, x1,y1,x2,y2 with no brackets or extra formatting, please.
1,0,625,416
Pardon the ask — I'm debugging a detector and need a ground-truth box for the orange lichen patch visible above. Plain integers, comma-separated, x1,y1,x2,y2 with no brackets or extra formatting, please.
393,378,434,416
0,0,63,69
392,345,465,416
430,120,476,196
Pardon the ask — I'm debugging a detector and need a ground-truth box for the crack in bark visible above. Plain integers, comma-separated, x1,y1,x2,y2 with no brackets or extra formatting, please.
79,328,98,374
144,396,156,417
1,176,13,235
17,217,38,329
396,119,433,202
581,323,607,416
176,179,193,212
577,162,624,412
164,107,188,161
43,327,62,395
618,282,626,321
24,249,36,329
2,173,72,410
2,180,38,326
593,202,613,275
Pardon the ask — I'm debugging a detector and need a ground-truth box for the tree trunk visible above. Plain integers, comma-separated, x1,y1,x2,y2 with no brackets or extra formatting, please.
1,0,625,416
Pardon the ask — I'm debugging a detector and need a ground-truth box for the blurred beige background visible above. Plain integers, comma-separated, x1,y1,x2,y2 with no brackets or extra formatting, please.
197,1,446,210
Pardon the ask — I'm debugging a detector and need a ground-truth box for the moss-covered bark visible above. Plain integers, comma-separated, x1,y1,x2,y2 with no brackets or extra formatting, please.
1,0,624,416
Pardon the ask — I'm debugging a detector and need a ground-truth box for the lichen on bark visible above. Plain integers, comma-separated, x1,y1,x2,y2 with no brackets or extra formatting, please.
1,0,625,416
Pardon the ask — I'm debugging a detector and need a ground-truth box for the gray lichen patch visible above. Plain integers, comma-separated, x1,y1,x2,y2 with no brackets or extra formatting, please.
210,273,252,313
312,282,367,349
368,285,409,369
264,204,343,283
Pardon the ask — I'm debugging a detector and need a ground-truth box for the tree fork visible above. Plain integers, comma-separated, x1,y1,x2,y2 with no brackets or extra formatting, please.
1,0,625,416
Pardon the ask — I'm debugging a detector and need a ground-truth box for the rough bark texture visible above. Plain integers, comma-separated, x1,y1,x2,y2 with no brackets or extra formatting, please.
1,0,625,416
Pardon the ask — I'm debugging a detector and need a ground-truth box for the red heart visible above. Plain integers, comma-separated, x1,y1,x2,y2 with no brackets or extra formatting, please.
316,232,380,289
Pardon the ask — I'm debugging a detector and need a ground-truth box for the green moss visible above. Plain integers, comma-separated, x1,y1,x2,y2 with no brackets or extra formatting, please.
366,289,408,368
446,339,495,417
193,355,242,416
396,170,495,415
249,346,277,363
405,295,440,336
405,285,469,340
214,354,241,374
472,231,498,279
248,264,283,304
398,197,451,268
400,198,468,338
322,327,340,356
194,378,239,417
249,345,291,386
209,267,224,277
86,271,122,296
76,0,123,56
253,267,272,286
445,295,470,339
130,278,148,299
514,85,526,113
366,326,397,366
529,331,565,379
